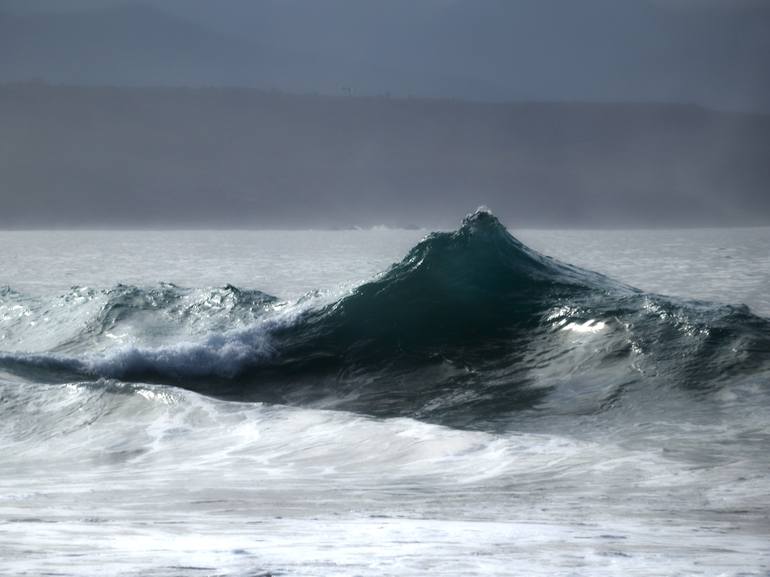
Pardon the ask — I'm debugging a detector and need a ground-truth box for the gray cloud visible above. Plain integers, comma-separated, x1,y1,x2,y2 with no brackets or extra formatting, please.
1,0,769,112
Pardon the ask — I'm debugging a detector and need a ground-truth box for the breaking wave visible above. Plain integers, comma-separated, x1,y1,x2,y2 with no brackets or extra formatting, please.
1,209,768,427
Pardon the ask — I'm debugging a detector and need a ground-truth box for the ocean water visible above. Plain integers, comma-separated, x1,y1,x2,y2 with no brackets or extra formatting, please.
1,211,769,576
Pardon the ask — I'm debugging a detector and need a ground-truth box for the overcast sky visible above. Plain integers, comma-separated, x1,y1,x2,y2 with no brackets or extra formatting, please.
1,1,768,228
2,0,769,111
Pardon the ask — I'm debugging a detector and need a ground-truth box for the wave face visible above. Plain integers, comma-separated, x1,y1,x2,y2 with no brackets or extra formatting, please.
1,209,769,428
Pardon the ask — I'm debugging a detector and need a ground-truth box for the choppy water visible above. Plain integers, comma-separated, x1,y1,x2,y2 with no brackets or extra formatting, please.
1,211,769,576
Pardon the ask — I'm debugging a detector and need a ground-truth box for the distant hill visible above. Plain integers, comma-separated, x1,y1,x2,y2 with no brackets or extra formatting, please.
1,84,768,228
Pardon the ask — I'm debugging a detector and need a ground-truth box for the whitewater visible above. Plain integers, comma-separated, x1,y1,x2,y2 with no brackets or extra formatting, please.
1,210,769,576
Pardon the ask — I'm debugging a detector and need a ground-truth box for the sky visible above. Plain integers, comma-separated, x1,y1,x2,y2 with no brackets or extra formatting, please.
2,0,769,112
0,0,768,228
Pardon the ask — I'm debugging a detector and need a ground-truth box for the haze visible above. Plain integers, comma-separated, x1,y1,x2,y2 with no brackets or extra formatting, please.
1,0,769,228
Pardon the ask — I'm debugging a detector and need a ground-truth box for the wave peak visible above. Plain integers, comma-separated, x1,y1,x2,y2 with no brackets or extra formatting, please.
1,210,769,427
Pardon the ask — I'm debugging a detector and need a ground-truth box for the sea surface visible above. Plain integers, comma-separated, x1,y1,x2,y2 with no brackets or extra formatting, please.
1,211,768,576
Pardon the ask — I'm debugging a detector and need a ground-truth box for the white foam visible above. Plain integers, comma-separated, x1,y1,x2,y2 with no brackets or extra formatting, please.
562,318,607,333
1,380,769,576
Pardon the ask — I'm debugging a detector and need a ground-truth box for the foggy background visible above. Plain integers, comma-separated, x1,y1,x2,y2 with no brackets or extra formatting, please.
1,0,769,228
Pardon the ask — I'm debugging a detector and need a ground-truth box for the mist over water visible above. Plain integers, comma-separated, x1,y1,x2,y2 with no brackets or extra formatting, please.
2,85,769,229
1,213,769,575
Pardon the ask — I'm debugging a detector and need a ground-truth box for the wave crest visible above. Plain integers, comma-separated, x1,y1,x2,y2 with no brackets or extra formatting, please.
1,210,768,426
